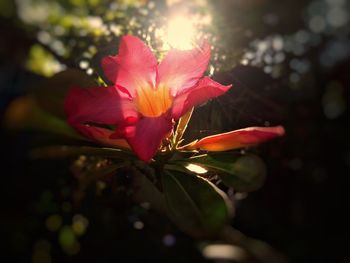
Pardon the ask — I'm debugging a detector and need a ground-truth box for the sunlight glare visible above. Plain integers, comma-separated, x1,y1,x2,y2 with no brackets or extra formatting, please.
185,163,208,174
202,244,247,261
166,16,196,50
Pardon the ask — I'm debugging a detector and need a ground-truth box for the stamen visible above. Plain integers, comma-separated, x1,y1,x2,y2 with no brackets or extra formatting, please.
136,84,173,117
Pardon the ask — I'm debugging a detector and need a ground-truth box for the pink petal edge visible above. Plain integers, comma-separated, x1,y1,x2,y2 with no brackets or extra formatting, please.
171,76,232,120
64,86,138,126
101,35,157,97
111,116,173,161
73,124,130,149
157,40,211,97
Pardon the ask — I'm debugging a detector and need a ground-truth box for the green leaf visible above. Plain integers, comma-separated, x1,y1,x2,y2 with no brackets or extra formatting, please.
30,146,135,160
81,163,127,185
3,96,83,140
131,168,167,215
32,69,96,118
75,163,126,188
162,170,232,238
187,152,267,192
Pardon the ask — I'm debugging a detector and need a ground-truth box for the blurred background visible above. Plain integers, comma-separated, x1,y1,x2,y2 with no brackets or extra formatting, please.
1,0,349,262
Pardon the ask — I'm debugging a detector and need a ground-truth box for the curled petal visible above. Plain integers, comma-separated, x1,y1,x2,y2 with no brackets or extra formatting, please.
64,86,138,126
157,41,211,96
184,126,285,151
111,116,173,161
171,77,232,120
101,35,157,97
73,124,130,149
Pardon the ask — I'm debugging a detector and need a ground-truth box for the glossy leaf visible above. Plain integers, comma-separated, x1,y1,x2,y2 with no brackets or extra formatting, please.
162,170,232,238
187,152,266,192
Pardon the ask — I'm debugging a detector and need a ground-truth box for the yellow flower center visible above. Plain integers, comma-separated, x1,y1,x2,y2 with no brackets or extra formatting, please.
135,84,173,117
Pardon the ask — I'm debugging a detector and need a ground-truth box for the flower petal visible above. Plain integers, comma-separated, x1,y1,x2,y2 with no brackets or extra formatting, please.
171,77,232,120
73,124,130,149
64,86,138,126
184,126,285,151
157,40,211,96
101,35,157,97
111,116,173,161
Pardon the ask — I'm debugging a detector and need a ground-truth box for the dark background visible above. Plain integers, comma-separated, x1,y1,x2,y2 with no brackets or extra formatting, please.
1,0,350,262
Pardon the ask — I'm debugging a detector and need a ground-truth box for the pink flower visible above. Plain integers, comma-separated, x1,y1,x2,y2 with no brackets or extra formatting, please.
64,35,231,161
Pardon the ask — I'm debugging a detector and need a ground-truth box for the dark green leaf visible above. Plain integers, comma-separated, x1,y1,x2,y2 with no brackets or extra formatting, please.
131,169,167,215
162,170,232,238
3,96,83,140
30,145,135,160
187,152,266,192
81,163,126,184
32,69,96,118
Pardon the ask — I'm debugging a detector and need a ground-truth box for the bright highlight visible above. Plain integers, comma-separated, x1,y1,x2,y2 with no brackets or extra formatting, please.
185,163,208,174
166,16,196,50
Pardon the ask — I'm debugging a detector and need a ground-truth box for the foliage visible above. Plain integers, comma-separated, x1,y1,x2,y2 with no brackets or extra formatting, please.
0,1,294,261
4,68,269,240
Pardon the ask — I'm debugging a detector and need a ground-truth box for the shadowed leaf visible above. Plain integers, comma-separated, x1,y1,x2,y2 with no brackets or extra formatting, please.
188,152,266,192
162,170,232,238
32,69,96,118
30,145,135,160
3,96,83,140
131,168,167,215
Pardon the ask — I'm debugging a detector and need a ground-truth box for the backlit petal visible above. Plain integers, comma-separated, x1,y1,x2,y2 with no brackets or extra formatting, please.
101,35,157,97
73,124,130,149
64,86,138,126
157,40,211,96
171,77,232,120
184,126,285,151
135,83,173,117
111,116,173,161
